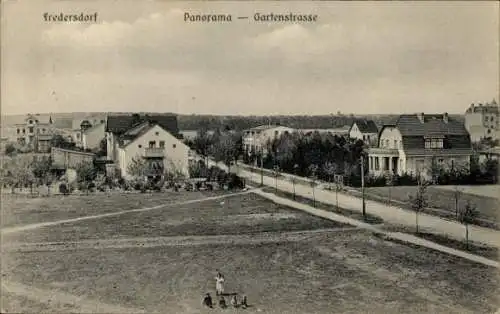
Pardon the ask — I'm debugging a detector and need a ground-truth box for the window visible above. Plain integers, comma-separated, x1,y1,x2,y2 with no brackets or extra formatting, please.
138,144,142,148
29,120,33,124
487,129,491,134
393,140,397,148
16,128,20,134
155,132,159,136
22,129,25,133
438,158,444,164
28,127,34,133
148,141,155,148
367,135,370,141
76,133,80,139
274,130,279,136
42,128,45,133
159,141,165,148
172,144,177,148
425,138,443,149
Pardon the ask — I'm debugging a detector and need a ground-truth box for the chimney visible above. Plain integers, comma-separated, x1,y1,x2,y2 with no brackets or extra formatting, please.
443,112,449,123
417,112,425,123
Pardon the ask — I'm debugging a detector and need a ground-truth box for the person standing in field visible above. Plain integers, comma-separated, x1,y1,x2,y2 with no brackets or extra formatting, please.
215,271,225,296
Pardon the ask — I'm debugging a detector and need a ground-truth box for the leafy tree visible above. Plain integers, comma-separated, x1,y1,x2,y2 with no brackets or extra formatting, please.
192,129,213,164
408,180,428,234
458,201,479,250
4,143,16,156
50,134,75,149
211,133,238,173
96,138,107,157
322,161,338,184
127,156,148,179
76,161,97,193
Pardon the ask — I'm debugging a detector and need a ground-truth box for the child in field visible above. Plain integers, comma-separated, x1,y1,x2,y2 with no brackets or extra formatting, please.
230,295,238,308
219,296,227,308
202,293,213,308
215,271,225,296
241,295,248,309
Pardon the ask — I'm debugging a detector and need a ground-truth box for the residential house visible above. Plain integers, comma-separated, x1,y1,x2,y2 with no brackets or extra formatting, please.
348,119,379,145
242,125,296,155
105,114,190,180
464,99,499,142
367,112,472,180
14,114,56,152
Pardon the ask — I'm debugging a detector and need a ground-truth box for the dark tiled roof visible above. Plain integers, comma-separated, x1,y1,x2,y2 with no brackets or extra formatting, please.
106,114,179,135
352,119,378,133
396,114,468,137
386,114,472,151
118,122,157,147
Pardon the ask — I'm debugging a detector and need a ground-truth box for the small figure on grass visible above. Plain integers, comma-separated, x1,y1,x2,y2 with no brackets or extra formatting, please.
215,271,225,296
241,295,248,309
219,296,227,309
230,295,238,308
202,293,213,308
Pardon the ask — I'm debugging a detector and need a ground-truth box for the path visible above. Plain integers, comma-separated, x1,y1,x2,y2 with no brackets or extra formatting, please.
2,227,359,253
253,189,499,268
217,161,500,248
1,190,253,235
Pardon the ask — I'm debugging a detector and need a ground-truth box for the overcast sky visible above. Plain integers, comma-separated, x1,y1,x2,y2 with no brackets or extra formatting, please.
2,1,498,116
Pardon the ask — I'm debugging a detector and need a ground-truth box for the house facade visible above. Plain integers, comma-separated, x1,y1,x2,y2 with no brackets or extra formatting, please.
243,125,296,155
105,114,189,180
348,119,379,146
464,99,499,142
14,114,56,152
367,113,472,180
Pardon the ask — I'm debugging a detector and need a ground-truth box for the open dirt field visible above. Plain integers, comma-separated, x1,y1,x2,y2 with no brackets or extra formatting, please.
2,191,499,313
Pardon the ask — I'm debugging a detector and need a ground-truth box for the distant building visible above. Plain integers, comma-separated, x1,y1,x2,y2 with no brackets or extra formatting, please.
105,114,190,180
298,126,350,137
367,112,472,180
82,122,106,151
464,99,499,142
179,130,215,141
242,125,296,155
348,119,379,145
13,114,56,152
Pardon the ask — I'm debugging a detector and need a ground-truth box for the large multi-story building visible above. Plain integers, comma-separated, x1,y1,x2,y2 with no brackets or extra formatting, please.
367,112,472,180
105,114,191,180
242,125,296,155
464,99,499,142
13,114,56,152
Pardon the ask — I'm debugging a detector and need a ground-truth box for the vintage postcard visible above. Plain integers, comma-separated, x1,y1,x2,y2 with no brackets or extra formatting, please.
1,1,499,313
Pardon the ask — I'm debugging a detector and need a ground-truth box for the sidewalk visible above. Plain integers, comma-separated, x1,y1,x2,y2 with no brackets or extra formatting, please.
253,189,499,268
212,161,500,248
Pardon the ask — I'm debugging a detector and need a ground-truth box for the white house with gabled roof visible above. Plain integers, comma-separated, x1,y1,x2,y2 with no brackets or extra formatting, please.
242,124,296,155
113,121,190,180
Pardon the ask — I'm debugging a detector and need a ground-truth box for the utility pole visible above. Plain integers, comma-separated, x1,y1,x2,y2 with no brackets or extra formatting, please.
260,146,264,187
361,156,366,218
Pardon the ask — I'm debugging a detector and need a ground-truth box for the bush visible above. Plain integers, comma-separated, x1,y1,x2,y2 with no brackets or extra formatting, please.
394,173,418,186
59,183,70,195
365,175,387,187
227,174,245,190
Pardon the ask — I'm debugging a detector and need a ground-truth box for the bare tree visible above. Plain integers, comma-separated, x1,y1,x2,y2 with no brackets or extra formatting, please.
408,179,428,234
308,164,318,207
127,156,148,179
453,186,463,220
458,201,479,250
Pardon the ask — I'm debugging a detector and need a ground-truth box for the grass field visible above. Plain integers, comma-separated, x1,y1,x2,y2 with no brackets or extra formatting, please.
364,185,499,223
2,191,499,313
